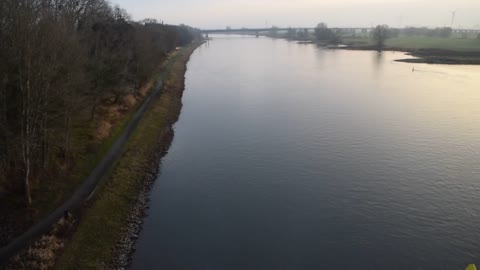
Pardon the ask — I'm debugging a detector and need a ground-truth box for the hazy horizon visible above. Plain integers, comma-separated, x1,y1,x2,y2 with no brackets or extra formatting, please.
110,0,480,29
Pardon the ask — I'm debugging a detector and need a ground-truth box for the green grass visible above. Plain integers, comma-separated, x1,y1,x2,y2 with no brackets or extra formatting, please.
342,36,372,46
386,37,480,51
0,76,149,227
32,103,137,218
342,36,480,52
54,43,200,269
28,52,180,222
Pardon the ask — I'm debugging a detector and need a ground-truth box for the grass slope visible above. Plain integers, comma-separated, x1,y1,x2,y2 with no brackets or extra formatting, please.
54,43,200,269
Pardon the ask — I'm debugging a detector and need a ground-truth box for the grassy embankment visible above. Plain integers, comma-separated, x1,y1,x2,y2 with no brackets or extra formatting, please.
342,36,480,64
53,42,200,269
0,49,177,230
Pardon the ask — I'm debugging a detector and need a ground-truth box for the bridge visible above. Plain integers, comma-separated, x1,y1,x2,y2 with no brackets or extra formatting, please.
201,27,373,38
201,27,371,34
202,28,301,33
201,27,480,39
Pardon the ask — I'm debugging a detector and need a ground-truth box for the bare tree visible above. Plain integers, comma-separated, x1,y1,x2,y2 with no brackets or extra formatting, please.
0,0,202,205
373,24,389,51
314,22,332,41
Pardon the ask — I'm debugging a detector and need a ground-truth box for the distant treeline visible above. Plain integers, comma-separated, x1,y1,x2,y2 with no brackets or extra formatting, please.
0,0,201,203
278,25,456,41
391,27,453,38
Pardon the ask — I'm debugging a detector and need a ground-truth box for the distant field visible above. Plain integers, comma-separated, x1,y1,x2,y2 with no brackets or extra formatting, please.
387,37,480,51
341,36,372,46
342,36,480,51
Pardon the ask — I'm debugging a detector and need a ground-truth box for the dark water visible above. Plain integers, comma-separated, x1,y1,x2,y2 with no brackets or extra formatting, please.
131,36,480,270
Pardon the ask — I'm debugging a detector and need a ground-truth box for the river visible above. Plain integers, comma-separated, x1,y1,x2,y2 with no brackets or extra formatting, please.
131,35,480,269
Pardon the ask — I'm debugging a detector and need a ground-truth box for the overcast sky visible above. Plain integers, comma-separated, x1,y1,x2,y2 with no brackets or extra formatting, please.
110,0,480,29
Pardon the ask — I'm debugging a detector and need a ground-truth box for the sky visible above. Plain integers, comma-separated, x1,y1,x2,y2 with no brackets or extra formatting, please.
110,0,480,30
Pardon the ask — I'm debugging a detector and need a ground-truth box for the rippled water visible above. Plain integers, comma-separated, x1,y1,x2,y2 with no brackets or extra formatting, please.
131,36,480,270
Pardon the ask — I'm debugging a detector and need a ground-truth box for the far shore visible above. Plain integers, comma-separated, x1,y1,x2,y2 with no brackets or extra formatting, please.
271,35,480,65
339,45,480,65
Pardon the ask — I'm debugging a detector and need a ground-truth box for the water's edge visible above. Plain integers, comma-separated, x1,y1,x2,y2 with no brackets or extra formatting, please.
109,43,203,269
130,36,480,270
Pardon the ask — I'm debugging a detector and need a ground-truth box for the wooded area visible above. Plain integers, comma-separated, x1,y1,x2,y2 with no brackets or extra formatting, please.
0,0,201,204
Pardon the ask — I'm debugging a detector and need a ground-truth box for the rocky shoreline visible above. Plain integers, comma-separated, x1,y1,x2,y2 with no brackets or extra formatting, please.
108,43,201,270
1,42,201,270
109,127,175,269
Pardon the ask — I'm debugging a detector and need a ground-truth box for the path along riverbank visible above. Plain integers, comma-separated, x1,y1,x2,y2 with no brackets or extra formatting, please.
1,41,203,270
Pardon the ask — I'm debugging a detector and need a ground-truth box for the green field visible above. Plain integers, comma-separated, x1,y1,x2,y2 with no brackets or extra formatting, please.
386,37,480,51
342,36,480,52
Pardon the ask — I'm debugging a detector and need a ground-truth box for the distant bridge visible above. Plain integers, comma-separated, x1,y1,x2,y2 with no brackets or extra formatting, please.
202,27,480,33
201,27,371,34
201,27,480,39
202,28,299,33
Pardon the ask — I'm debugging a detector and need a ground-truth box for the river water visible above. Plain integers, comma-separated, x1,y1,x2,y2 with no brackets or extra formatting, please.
131,36,480,270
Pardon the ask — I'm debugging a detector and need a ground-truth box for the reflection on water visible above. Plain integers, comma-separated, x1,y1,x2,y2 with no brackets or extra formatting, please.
132,35,480,270
372,51,384,75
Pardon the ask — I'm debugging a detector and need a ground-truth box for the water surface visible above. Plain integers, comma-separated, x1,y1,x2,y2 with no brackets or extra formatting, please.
132,36,480,270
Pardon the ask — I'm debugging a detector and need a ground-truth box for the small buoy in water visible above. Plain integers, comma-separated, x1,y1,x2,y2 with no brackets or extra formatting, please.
466,264,477,270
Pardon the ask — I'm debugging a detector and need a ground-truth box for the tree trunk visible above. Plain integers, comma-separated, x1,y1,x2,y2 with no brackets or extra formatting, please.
43,112,49,168
24,158,32,205
64,112,72,155
90,95,97,121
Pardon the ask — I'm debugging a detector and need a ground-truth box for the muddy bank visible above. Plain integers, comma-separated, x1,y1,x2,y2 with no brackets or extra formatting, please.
395,49,480,65
343,45,480,65
395,57,480,65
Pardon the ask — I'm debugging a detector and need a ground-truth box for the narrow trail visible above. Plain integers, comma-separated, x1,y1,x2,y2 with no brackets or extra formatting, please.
0,53,181,265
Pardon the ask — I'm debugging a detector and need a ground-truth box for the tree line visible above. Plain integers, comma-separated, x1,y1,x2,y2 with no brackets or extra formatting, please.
278,24,341,43
278,23,462,51
0,0,201,204
403,27,453,38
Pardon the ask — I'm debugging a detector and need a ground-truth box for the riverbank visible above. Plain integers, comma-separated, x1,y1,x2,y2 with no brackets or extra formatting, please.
277,34,480,65
124,33,480,270
3,41,203,270
342,45,480,65
395,50,480,65
55,42,202,270
0,50,178,250
273,36,480,65
341,36,480,65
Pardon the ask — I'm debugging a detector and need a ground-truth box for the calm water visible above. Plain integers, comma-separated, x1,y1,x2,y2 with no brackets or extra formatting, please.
131,36,480,270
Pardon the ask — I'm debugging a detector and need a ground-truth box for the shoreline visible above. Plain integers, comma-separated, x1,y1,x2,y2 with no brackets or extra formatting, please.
2,41,203,270
57,41,203,270
108,46,194,268
0,50,181,257
341,45,480,65
274,35,480,65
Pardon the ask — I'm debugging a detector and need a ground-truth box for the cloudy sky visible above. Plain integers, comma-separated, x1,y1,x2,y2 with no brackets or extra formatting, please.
111,0,480,29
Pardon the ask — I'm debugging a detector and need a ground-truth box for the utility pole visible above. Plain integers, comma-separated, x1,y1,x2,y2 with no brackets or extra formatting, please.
451,10,457,28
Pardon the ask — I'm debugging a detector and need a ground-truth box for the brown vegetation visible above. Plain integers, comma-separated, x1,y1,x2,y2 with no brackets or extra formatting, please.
0,0,201,208
54,42,202,270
